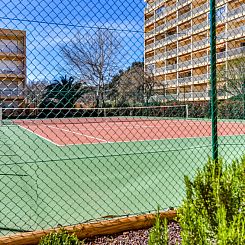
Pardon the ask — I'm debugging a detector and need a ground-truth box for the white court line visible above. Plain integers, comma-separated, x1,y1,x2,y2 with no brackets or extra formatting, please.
63,133,245,147
18,125,63,146
46,125,110,143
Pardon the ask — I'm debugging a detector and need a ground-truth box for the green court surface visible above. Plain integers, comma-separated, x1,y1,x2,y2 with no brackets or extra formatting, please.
0,124,244,235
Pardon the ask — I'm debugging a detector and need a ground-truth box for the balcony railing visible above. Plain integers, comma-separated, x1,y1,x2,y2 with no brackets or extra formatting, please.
227,6,244,18
192,21,208,33
166,78,177,86
177,0,190,7
166,64,177,71
0,45,24,54
145,42,155,52
145,56,155,63
193,56,208,66
165,33,178,44
179,59,192,69
0,68,24,75
165,18,177,30
0,89,24,97
192,2,209,17
155,53,165,60
178,91,209,100
155,39,165,48
145,15,155,25
192,74,209,83
165,4,176,14
166,48,177,57
155,67,165,74
178,10,191,22
178,43,191,53
145,29,155,38
226,26,245,38
178,76,192,85
145,0,162,11
192,38,208,50
226,46,245,57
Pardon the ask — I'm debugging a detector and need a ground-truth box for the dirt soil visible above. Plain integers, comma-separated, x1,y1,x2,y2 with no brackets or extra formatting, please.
84,221,181,245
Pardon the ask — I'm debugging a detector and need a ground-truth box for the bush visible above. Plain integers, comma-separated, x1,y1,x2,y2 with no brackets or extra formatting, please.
178,157,245,245
148,206,169,245
38,229,81,245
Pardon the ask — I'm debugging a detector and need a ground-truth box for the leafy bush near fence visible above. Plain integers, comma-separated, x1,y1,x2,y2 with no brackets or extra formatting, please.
178,156,245,244
218,99,244,119
148,206,169,245
38,229,82,245
149,156,245,244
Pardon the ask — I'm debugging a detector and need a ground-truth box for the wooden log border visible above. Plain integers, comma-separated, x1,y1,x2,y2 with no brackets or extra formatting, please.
0,210,177,245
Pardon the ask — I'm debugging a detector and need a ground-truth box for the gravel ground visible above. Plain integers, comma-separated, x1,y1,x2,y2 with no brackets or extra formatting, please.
84,221,181,245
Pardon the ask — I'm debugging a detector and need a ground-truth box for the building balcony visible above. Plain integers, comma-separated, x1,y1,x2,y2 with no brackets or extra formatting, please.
165,73,209,88
225,26,245,40
155,66,165,75
179,59,192,69
145,56,155,64
192,38,208,51
178,27,192,39
165,4,177,15
155,39,164,49
227,6,245,19
178,76,192,85
145,29,155,39
0,68,24,75
192,2,209,18
166,78,178,87
178,10,192,23
145,15,155,26
178,43,191,54
178,91,210,100
166,63,177,71
155,53,165,61
192,21,208,34
155,18,177,34
0,88,24,98
192,73,209,84
145,42,155,52
145,0,162,12
226,46,245,58
0,45,24,54
177,0,191,8
166,48,177,58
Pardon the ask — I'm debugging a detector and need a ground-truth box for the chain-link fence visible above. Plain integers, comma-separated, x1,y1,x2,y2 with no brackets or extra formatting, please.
0,0,244,241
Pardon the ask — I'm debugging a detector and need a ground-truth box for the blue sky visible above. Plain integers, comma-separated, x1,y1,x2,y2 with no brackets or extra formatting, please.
0,0,145,82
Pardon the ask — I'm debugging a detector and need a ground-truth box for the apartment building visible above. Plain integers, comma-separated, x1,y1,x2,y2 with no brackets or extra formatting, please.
144,0,244,101
0,28,26,108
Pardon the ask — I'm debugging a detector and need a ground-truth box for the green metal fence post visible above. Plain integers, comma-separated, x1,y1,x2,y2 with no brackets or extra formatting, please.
210,0,218,161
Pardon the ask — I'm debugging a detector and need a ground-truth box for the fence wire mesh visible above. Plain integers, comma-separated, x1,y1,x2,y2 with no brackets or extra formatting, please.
0,0,244,241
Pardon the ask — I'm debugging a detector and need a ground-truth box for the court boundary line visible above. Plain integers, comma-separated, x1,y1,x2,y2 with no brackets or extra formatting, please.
62,133,245,147
17,125,63,147
46,125,111,143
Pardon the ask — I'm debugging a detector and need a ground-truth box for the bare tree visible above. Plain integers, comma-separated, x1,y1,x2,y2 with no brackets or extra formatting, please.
61,29,120,107
111,62,156,106
25,80,49,107
219,56,245,98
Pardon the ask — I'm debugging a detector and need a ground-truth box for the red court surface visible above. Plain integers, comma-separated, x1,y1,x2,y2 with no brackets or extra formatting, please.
15,118,245,146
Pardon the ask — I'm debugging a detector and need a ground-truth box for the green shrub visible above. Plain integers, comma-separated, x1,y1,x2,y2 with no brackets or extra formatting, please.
178,156,245,245
148,206,168,245
38,229,81,245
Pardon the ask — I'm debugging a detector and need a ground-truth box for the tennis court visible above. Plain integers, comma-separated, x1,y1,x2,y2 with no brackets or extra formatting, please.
1,107,245,234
